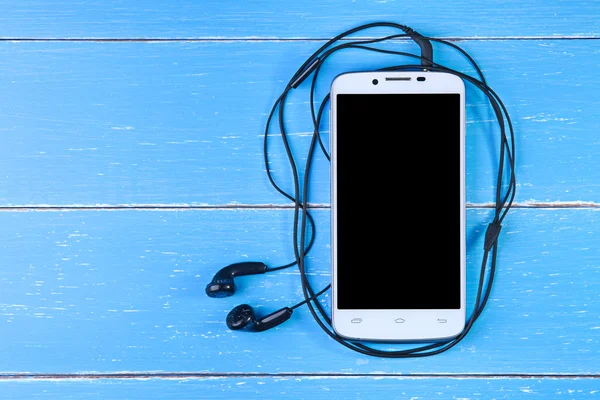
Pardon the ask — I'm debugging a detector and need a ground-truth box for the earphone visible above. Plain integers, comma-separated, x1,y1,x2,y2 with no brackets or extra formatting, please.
205,262,330,331
204,22,516,357
205,262,267,298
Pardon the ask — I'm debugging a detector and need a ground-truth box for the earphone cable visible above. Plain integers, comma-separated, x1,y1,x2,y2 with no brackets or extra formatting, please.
263,23,516,357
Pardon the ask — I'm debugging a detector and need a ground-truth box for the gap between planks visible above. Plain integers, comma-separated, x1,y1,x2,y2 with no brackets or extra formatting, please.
0,373,598,381
0,202,598,212
0,36,599,43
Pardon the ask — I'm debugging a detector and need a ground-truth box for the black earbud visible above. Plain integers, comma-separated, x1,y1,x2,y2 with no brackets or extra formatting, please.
226,304,293,332
205,262,268,298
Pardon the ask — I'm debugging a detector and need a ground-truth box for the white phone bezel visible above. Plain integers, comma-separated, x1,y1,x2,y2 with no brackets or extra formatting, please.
330,71,466,342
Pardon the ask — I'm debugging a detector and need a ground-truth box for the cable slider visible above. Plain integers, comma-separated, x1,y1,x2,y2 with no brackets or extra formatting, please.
291,57,321,89
484,222,502,251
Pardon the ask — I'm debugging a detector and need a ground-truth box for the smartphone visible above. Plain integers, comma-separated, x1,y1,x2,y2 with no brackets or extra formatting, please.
330,71,466,342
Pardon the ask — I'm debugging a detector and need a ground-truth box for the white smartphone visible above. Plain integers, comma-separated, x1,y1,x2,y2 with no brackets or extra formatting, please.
330,71,466,342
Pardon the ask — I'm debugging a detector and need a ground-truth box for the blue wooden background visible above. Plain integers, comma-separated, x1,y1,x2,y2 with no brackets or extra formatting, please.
0,1,599,399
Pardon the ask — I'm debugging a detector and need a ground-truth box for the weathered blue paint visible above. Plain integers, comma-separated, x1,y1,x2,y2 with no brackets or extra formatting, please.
1,377,599,399
0,209,597,373
1,0,598,395
1,41,598,206
0,0,598,38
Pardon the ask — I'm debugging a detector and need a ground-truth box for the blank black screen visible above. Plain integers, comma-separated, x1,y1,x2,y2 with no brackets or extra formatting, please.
335,93,461,309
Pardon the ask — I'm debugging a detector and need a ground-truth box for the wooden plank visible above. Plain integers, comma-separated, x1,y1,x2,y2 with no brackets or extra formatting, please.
1,40,598,206
0,208,598,373
0,1,597,39
1,377,599,399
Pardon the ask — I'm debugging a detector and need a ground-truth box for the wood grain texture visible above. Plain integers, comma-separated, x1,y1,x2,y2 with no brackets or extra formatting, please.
0,0,598,39
2,0,599,395
1,377,599,399
0,209,597,374
1,40,598,206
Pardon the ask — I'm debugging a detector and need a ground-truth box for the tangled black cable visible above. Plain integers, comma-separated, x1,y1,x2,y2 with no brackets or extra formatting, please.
261,22,516,357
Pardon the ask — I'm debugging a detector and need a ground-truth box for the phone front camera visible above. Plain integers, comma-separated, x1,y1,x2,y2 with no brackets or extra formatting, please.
372,79,379,85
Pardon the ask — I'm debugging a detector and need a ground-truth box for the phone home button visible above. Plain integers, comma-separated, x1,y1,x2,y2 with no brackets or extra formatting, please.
351,318,362,324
